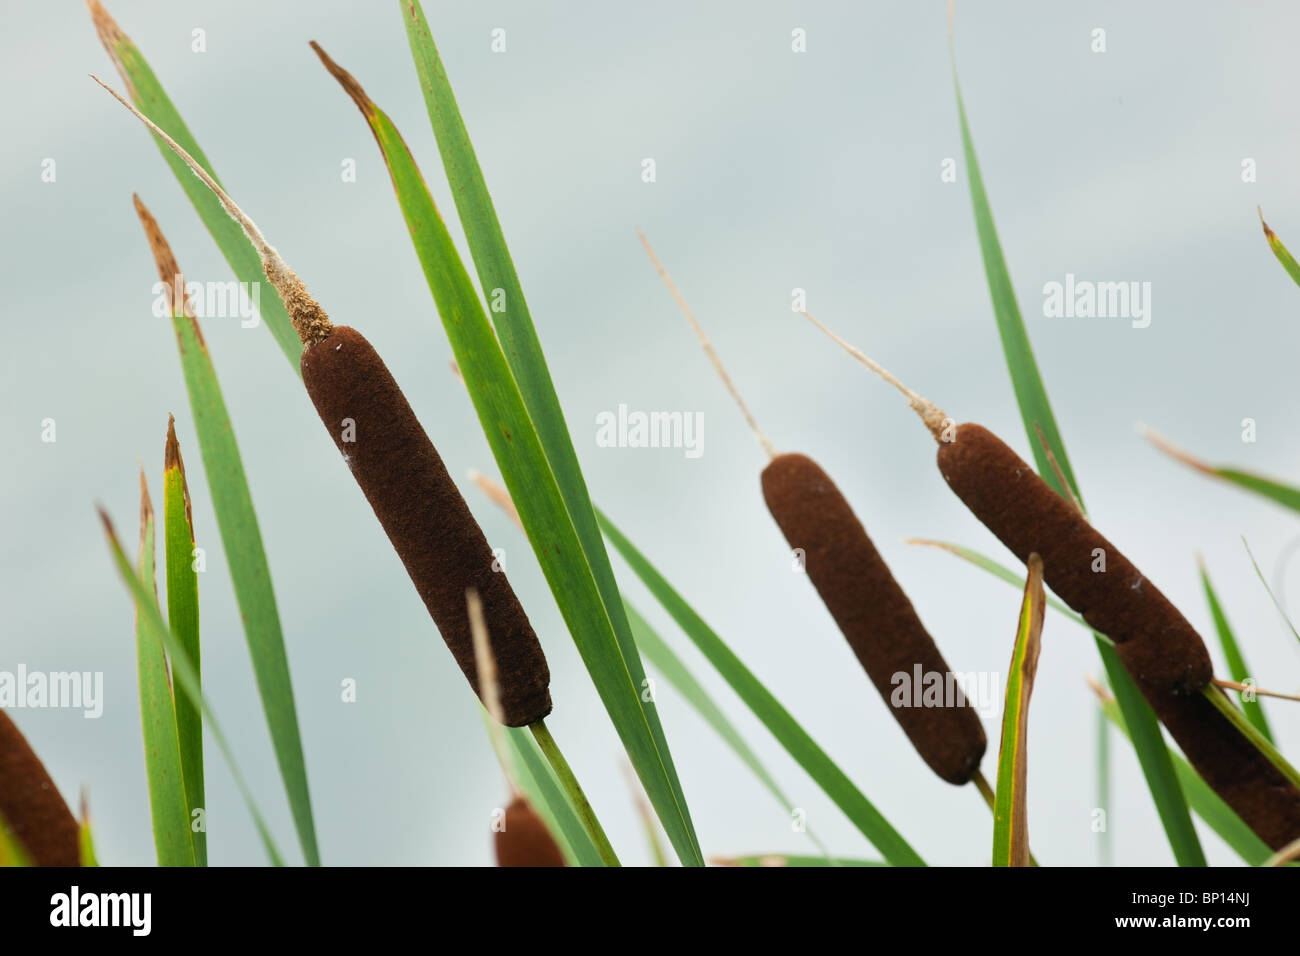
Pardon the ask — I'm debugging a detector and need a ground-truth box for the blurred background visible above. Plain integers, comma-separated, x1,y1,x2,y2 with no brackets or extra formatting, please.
4,0,1300,866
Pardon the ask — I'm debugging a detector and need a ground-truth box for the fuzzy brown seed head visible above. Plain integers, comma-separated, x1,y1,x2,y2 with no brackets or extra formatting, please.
761,451,986,784
0,711,80,866
494,797,566,867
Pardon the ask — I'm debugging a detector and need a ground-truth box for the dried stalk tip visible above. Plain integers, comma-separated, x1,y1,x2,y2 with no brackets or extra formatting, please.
637,229,778,460
798,310,949,440
93,75,332,347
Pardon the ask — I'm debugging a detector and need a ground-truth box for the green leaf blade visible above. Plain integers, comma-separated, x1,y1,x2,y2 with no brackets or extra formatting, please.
599,510,924,866
1200,565,1272,743
133,478,195,867
950,43,1203,866
397,5,701,866
992,556,1044,867
312,47,701,865
164,421,206,864
90,2,302,371
133,197,318,866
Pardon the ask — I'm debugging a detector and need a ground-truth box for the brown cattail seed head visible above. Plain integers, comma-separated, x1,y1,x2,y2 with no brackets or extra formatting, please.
494,797,566,867
761,452,987,785
0,711,80,866
937,423,1213,693
301,326,551,726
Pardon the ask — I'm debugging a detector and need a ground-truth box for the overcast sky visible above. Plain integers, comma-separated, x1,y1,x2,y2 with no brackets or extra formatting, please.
4,1,1300,866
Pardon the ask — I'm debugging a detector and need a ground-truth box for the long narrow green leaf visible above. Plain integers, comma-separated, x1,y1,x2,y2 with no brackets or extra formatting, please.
992,556,1044,867
88,0,301,370
163,418,206,864
599,510,924,866
916,538,1205,863
396,8,701,866
1145,429,1300,516
1201,686,1300,789
78,810,99,868
497,724,606,867
1200,563,1272,742
625,602,830,858
908,539,1085,628
950,34,1202,866
0,809,33,867
134,473,195,867
133,197,318,866
101,509,285,866
1098,693,1271,865
1259,207,1300,289
311,44,700,865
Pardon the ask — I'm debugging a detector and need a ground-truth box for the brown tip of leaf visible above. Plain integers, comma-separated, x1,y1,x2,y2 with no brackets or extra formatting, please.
165,415,195,537
132,195,207,350
1137,424,1215,476
164,414,181,471
1258,205,1276,239
309,41,377,118
86,0,136,97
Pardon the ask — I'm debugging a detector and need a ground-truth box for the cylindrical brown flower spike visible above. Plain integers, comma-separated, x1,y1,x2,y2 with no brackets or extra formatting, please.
0,711,80,866
763,454,987,784
802,312,1300,848
938,424,1212,693
641,234,985,786
105,78,550,727
302,327,550,725
495,797,566,867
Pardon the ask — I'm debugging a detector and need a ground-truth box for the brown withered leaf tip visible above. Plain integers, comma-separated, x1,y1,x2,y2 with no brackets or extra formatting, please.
165,414,195,539
138,467,159,603
131,195,207,350
1258,206,1277,241
309,42,377,119
86,0,137,99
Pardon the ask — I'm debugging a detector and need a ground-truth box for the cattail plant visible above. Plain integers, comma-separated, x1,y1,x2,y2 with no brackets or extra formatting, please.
640,233,986,787
802,311,1300,849
98,78,551,728
0,711,80,866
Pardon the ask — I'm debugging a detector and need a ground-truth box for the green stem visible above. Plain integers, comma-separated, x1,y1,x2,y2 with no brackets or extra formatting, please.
530,720,620,867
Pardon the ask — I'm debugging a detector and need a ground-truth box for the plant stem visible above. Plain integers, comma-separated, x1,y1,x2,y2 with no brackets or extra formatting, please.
530,719,621,867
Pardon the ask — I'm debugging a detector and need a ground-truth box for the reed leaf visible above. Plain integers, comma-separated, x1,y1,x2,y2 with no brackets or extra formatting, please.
1096,691,1270,865
87,1,301,369
1259,207,1300,289
101,509,285,865
950,27,1202,866
133,472,195,867
133,197,318,866
1200,563,1272,743
163,418,205,863
598,510,924,866
992,555,1044,867
310,43,701,864
398,5,701,864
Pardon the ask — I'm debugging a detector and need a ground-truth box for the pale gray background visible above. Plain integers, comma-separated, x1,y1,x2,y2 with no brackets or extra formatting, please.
4,0,1300,866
